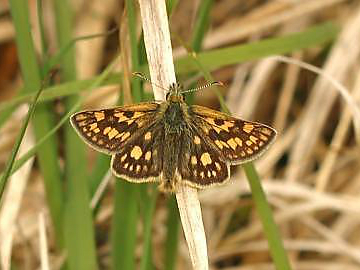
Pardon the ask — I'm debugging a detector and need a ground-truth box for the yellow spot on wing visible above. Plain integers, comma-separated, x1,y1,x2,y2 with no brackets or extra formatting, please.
219,121,234,132
133,112,145,118
89,123,98,131
259,134,268,141
200,153,212,166
121,132,131,142
75,114,87,121
108,128,119,140
78,121,87,127
103,126,112,135
243,123,254,133
234,137,242,146
114,112,127,122
227,138,237,150
194,136,201,144
215,140,223,149
201,126,209,134
250,135,258,143
130,146,143,160
213,126,221,134
127,119,135,125
115,132,124,139
205,118,216,125
246,140,253,146
145,151,151,161
94,111,105,121
221,141,230,148
223,121,234,128
215,162,221,171
144,132,152,140
191,156,197,165
120,154,127,162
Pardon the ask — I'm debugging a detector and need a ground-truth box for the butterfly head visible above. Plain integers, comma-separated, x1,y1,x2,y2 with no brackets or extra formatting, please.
166,83,185,103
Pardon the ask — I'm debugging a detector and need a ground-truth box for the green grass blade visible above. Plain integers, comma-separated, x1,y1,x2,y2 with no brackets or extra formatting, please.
184,0,214,104
243,163,292,270
139,185,158,270
0,73,119,113
8,0,64,247
176,22,338,73
1,22,338,115
0,56,118,183
111,2,143,269
166,0,179,14
0,78,45,201
126,0,142,100
89,155,111,196
0,29,117,126
164,196,180,270
53,0,98,268
190,0,213,52
111,181,139,270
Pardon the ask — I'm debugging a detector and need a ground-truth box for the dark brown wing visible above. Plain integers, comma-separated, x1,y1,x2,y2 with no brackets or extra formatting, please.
178,130,230,189
70,102,159,155
111,122,165,183
190,105,276,165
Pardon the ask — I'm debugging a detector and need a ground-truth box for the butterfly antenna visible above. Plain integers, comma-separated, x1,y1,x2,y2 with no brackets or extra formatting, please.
132,72,169,92
181,81,224,94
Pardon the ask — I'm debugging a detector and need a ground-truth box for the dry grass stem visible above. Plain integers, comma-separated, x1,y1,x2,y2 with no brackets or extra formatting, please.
285,8,360,181
138,0,208,269
38,212,50,270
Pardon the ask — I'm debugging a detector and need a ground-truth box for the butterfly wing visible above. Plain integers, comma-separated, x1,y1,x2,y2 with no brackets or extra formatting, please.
111,121,165,183
178,130,230,189
70,102,160,155
190,105,276,165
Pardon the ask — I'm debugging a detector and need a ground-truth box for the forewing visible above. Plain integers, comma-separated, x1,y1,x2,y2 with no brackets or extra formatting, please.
111,122,164,183
178,132,230,189
190,105,276,164
70,102,159,155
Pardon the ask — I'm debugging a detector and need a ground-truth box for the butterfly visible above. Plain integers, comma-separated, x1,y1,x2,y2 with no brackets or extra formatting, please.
70,82,276,192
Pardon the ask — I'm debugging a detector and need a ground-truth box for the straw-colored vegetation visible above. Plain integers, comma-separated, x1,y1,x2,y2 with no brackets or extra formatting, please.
0,0,360,269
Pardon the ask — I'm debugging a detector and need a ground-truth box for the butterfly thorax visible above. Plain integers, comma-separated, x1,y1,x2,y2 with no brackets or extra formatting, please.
163,101,188,133
162,84,188,133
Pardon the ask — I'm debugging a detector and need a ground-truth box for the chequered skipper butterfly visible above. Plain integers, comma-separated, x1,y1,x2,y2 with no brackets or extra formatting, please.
70,82,276,192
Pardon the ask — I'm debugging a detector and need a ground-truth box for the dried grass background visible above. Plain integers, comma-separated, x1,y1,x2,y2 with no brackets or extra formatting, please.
1,0,360,269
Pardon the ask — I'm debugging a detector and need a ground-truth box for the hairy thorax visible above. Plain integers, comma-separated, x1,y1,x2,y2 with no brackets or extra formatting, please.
163,101,188,133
